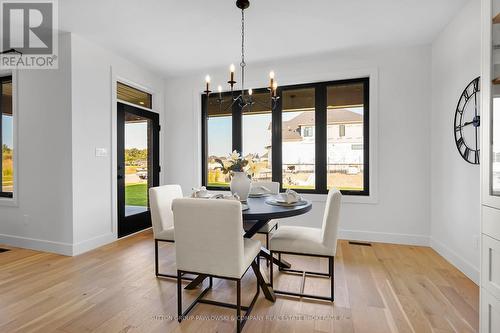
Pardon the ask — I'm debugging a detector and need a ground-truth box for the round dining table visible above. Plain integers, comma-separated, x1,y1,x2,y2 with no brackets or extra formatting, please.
184,195,312,303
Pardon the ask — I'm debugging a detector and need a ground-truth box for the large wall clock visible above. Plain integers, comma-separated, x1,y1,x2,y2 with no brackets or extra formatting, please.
454,77,480,164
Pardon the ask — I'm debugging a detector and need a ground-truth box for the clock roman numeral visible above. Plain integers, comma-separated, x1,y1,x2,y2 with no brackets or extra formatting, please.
463,89,470,100
475,150,480,164
464,147,470,160
457,137,464,148
473,79,479,92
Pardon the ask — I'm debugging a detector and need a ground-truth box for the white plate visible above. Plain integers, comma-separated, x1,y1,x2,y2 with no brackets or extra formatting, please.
248,192,270,198
266,198,308,207
274,196,301,204
242,203,249,211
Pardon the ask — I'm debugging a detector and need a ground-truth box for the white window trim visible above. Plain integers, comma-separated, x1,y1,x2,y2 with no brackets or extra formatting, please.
0,70,18,206
193,67,379,204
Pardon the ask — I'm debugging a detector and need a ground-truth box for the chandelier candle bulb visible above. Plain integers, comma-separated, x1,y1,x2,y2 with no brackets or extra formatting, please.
230,64,235,82
248,88,253,96
205,75,211,93
269,71,275,89
218,85,222,98
272,81,278,97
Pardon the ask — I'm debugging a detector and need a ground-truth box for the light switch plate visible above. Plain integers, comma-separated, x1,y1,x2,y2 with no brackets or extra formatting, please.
95,148,108,157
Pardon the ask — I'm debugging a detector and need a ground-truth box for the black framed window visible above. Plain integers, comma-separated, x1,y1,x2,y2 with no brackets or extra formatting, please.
201,77,369,195
1,76,13,198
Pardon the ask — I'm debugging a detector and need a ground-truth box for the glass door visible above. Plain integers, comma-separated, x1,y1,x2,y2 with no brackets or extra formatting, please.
117,102,160,237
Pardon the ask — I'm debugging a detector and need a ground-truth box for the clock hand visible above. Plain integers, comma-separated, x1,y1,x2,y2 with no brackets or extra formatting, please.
460,121,474,128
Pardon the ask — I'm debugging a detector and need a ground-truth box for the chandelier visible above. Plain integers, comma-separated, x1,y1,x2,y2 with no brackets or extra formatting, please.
203,0,279,112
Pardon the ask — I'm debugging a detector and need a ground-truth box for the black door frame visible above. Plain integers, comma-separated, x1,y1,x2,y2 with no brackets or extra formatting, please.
117,102,160,238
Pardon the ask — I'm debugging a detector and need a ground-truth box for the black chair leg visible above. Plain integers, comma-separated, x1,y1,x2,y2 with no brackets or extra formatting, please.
329,256,334,302
265,233,270,267
177,270,182,322
270,251,274,288
236,279,242,333
155,239,159,276
272,252,335,302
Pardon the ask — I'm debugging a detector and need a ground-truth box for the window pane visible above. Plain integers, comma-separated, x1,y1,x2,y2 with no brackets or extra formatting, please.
282,87,315,190
242,90,272,181
1,78,13,195
117,82,152,109
326,82,364,191
124,113,151,216
207,94,233,187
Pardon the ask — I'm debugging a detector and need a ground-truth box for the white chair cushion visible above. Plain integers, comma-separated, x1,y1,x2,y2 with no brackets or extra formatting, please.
243,219,278,233
155,227,175,242
269,226,335,256
243,238,262,271
173,198,261,279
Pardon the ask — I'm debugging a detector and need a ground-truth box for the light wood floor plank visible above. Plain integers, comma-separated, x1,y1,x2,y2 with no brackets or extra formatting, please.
0,231,478,332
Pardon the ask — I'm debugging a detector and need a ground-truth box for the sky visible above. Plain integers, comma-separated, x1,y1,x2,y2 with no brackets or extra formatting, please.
2,115,13,148
207,107,363,157
125,122,148,149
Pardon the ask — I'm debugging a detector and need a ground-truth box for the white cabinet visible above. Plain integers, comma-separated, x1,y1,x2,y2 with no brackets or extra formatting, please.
482,290,500,333
481,1,500,331
482,234,500,300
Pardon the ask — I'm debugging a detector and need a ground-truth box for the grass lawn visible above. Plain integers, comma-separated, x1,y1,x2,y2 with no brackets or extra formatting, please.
126,183,147,206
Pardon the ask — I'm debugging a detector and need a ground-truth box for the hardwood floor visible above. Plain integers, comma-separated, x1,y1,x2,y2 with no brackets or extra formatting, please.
0,230,478,333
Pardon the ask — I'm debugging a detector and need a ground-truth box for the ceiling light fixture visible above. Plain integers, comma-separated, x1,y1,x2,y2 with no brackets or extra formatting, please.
203,0,279,112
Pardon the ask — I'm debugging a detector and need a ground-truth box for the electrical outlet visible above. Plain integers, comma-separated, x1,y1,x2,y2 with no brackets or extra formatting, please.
23,214,29,226
95,148,108,157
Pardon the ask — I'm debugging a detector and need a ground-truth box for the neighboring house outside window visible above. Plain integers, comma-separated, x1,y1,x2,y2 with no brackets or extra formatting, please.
301,126,314,138
279,109,364,190
339,124,346,137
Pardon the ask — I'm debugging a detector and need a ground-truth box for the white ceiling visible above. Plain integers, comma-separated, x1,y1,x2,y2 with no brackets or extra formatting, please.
60,0,468,77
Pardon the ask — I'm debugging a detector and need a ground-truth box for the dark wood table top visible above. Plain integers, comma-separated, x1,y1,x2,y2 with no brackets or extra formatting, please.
242,196,312,221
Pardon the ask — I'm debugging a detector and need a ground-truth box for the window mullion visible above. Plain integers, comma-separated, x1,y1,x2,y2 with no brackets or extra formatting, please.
201,94,208,186
272,88,283,190
315,84,327,194
232,99,242,153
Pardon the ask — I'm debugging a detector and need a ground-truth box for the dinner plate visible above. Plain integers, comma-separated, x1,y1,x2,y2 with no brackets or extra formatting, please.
248,192,270,198
265,198,308,207
274,196,302,204
242,203,249,211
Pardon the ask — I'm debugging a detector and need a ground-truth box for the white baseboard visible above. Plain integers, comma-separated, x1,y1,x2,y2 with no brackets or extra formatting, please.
339,229,430,246
430,238,479,284
72,232,116,256
0,233,73,256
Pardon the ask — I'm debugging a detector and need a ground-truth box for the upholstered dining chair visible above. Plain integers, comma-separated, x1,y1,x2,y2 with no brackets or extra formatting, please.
243,181,280,266
269,188,341,302
172,198,262,333
149,184,185,279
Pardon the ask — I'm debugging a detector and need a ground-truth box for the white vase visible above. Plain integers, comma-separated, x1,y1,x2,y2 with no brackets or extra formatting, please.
230,172,251,201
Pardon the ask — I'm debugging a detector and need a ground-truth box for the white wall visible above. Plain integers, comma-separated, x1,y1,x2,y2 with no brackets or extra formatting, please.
0,33,74,254
0,33,166,255
70,34,165,254
165,45,432,245
430,0,481,283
